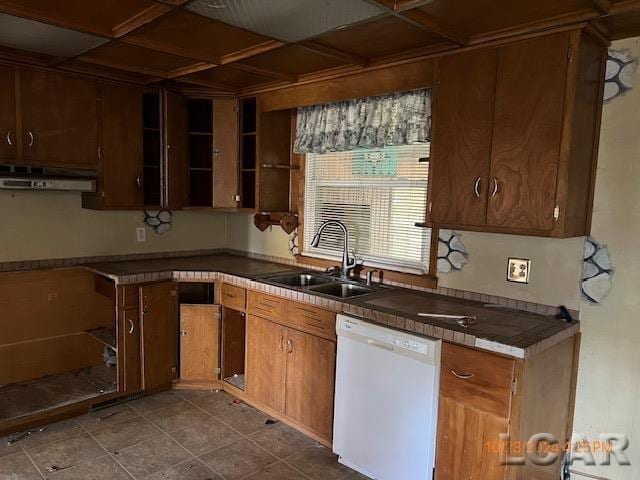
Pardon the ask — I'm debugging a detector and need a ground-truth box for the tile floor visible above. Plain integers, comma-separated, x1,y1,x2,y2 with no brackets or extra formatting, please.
0,389,366,480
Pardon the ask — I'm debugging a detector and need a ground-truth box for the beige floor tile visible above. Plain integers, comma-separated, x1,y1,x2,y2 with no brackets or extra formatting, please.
249,423,316,459
127,391,183,415
144,402,211,433
215,404,273,435
170,417,241,455
0,435,23,459
77,405,139,432
28,433,105,474
286,445,353,480
91,416,162,453
0,451,41,480
113,434,191,478
46,455,131,480
20,419,83,449
198,438,277,480
244,461,308,480
144,459,222,480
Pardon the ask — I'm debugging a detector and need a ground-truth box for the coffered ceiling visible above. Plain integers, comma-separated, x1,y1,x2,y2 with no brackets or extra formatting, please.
0,0,638,95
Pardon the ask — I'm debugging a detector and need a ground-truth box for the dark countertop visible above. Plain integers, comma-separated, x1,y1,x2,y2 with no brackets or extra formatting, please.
87,253,578,358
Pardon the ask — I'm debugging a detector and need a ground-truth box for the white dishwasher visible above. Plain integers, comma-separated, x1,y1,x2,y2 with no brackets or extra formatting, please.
333,314,441,480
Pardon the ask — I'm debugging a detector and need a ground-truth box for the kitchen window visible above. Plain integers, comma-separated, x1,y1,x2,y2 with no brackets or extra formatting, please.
302,144,432,275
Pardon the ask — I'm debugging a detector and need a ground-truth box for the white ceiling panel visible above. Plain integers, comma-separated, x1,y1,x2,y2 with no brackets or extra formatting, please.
0,13,108,58
187,0,386,42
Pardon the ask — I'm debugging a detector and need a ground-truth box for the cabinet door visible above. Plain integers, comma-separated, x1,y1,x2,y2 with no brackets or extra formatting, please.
246,315,287,413
180,304,220,382
100,84,144,207
165,91,188,209
0,66,16,162
222,307,246,382
213,98,239,208
140,282,178,391
435,396,509,480
430,49,497,227
285,329,335,441
20,69,98,168
487,33,569,231
120,307,142,394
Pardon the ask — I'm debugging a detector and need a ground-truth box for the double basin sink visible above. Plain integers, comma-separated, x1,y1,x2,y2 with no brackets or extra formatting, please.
264,272,379,299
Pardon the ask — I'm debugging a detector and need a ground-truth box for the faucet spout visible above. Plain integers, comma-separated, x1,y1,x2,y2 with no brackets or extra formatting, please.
310,220,356,281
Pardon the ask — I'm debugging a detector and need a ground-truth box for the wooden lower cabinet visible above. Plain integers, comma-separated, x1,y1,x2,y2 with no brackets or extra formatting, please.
284,328,335,441
246,315,287,413
436,339,578,480
436,396,509,480
119,307,142,394
140,282,178,391
246,307,336,443
179,304,220,383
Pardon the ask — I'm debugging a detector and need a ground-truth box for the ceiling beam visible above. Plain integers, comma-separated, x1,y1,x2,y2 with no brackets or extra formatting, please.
393,0,434,12
610,0,640,13
227,63,298,83
298,41,369,67
370,0,467,45
112,4,172,38
166,61,218,79
589,0,612,14
218,40,286,64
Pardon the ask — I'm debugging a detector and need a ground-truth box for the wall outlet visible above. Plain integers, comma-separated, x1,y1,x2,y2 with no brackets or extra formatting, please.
136,227,146,242
507,258,531,284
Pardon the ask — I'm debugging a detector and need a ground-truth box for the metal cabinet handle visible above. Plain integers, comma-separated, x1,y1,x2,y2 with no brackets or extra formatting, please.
26,131,34,148
287,339,293,353
451,369,474,380
136,176,142,188
128,319,135,334
490,177,499,197
6,129,12,146
473,177,482,197
278,335,284,351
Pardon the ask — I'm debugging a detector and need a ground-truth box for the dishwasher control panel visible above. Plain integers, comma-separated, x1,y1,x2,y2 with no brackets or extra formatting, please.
337,314,440,362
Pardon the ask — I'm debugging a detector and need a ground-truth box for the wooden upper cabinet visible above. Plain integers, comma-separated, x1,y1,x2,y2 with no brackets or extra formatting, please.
430,49,497,227
213,98,239,209
487,33,569,231
20,69,98,169
0,66,16,163
430,28,605,237
99,83,144,208
140,282,178,391
165,91,188,210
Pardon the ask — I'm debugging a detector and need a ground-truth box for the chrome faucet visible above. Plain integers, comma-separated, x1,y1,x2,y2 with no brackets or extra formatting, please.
311,220,356,281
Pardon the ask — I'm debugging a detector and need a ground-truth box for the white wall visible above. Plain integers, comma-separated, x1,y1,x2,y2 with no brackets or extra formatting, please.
0,190,227,262
570,36,640,480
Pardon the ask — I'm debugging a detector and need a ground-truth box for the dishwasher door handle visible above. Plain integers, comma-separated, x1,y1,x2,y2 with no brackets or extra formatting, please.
366,339,394,351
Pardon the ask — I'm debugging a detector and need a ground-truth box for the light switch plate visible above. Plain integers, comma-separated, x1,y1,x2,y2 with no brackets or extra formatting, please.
507,258,531,284
136,227,146,242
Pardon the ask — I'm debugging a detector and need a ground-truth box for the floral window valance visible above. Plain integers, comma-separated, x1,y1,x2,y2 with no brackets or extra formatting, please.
293,89,431,154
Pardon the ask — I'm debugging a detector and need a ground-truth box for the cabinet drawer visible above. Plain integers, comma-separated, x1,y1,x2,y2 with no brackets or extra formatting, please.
221,284,246,310
248,291,286,322
440,342,514,418
121,285,139,309
288,303,336,340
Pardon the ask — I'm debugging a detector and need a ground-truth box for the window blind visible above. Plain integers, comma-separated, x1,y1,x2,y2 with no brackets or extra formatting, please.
303,144,432,274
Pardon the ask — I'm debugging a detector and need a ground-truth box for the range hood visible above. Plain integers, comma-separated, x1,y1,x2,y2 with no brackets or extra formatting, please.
0,165,96,192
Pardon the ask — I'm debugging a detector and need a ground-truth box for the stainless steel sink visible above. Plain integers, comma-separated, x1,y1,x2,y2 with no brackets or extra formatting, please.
266,272,334,287
309,282,375,298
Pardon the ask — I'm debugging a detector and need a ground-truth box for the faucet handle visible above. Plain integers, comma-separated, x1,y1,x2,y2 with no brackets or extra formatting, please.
366,269,379,286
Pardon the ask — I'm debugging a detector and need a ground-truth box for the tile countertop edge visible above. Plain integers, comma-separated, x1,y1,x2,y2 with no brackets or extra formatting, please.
85,264,579,360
